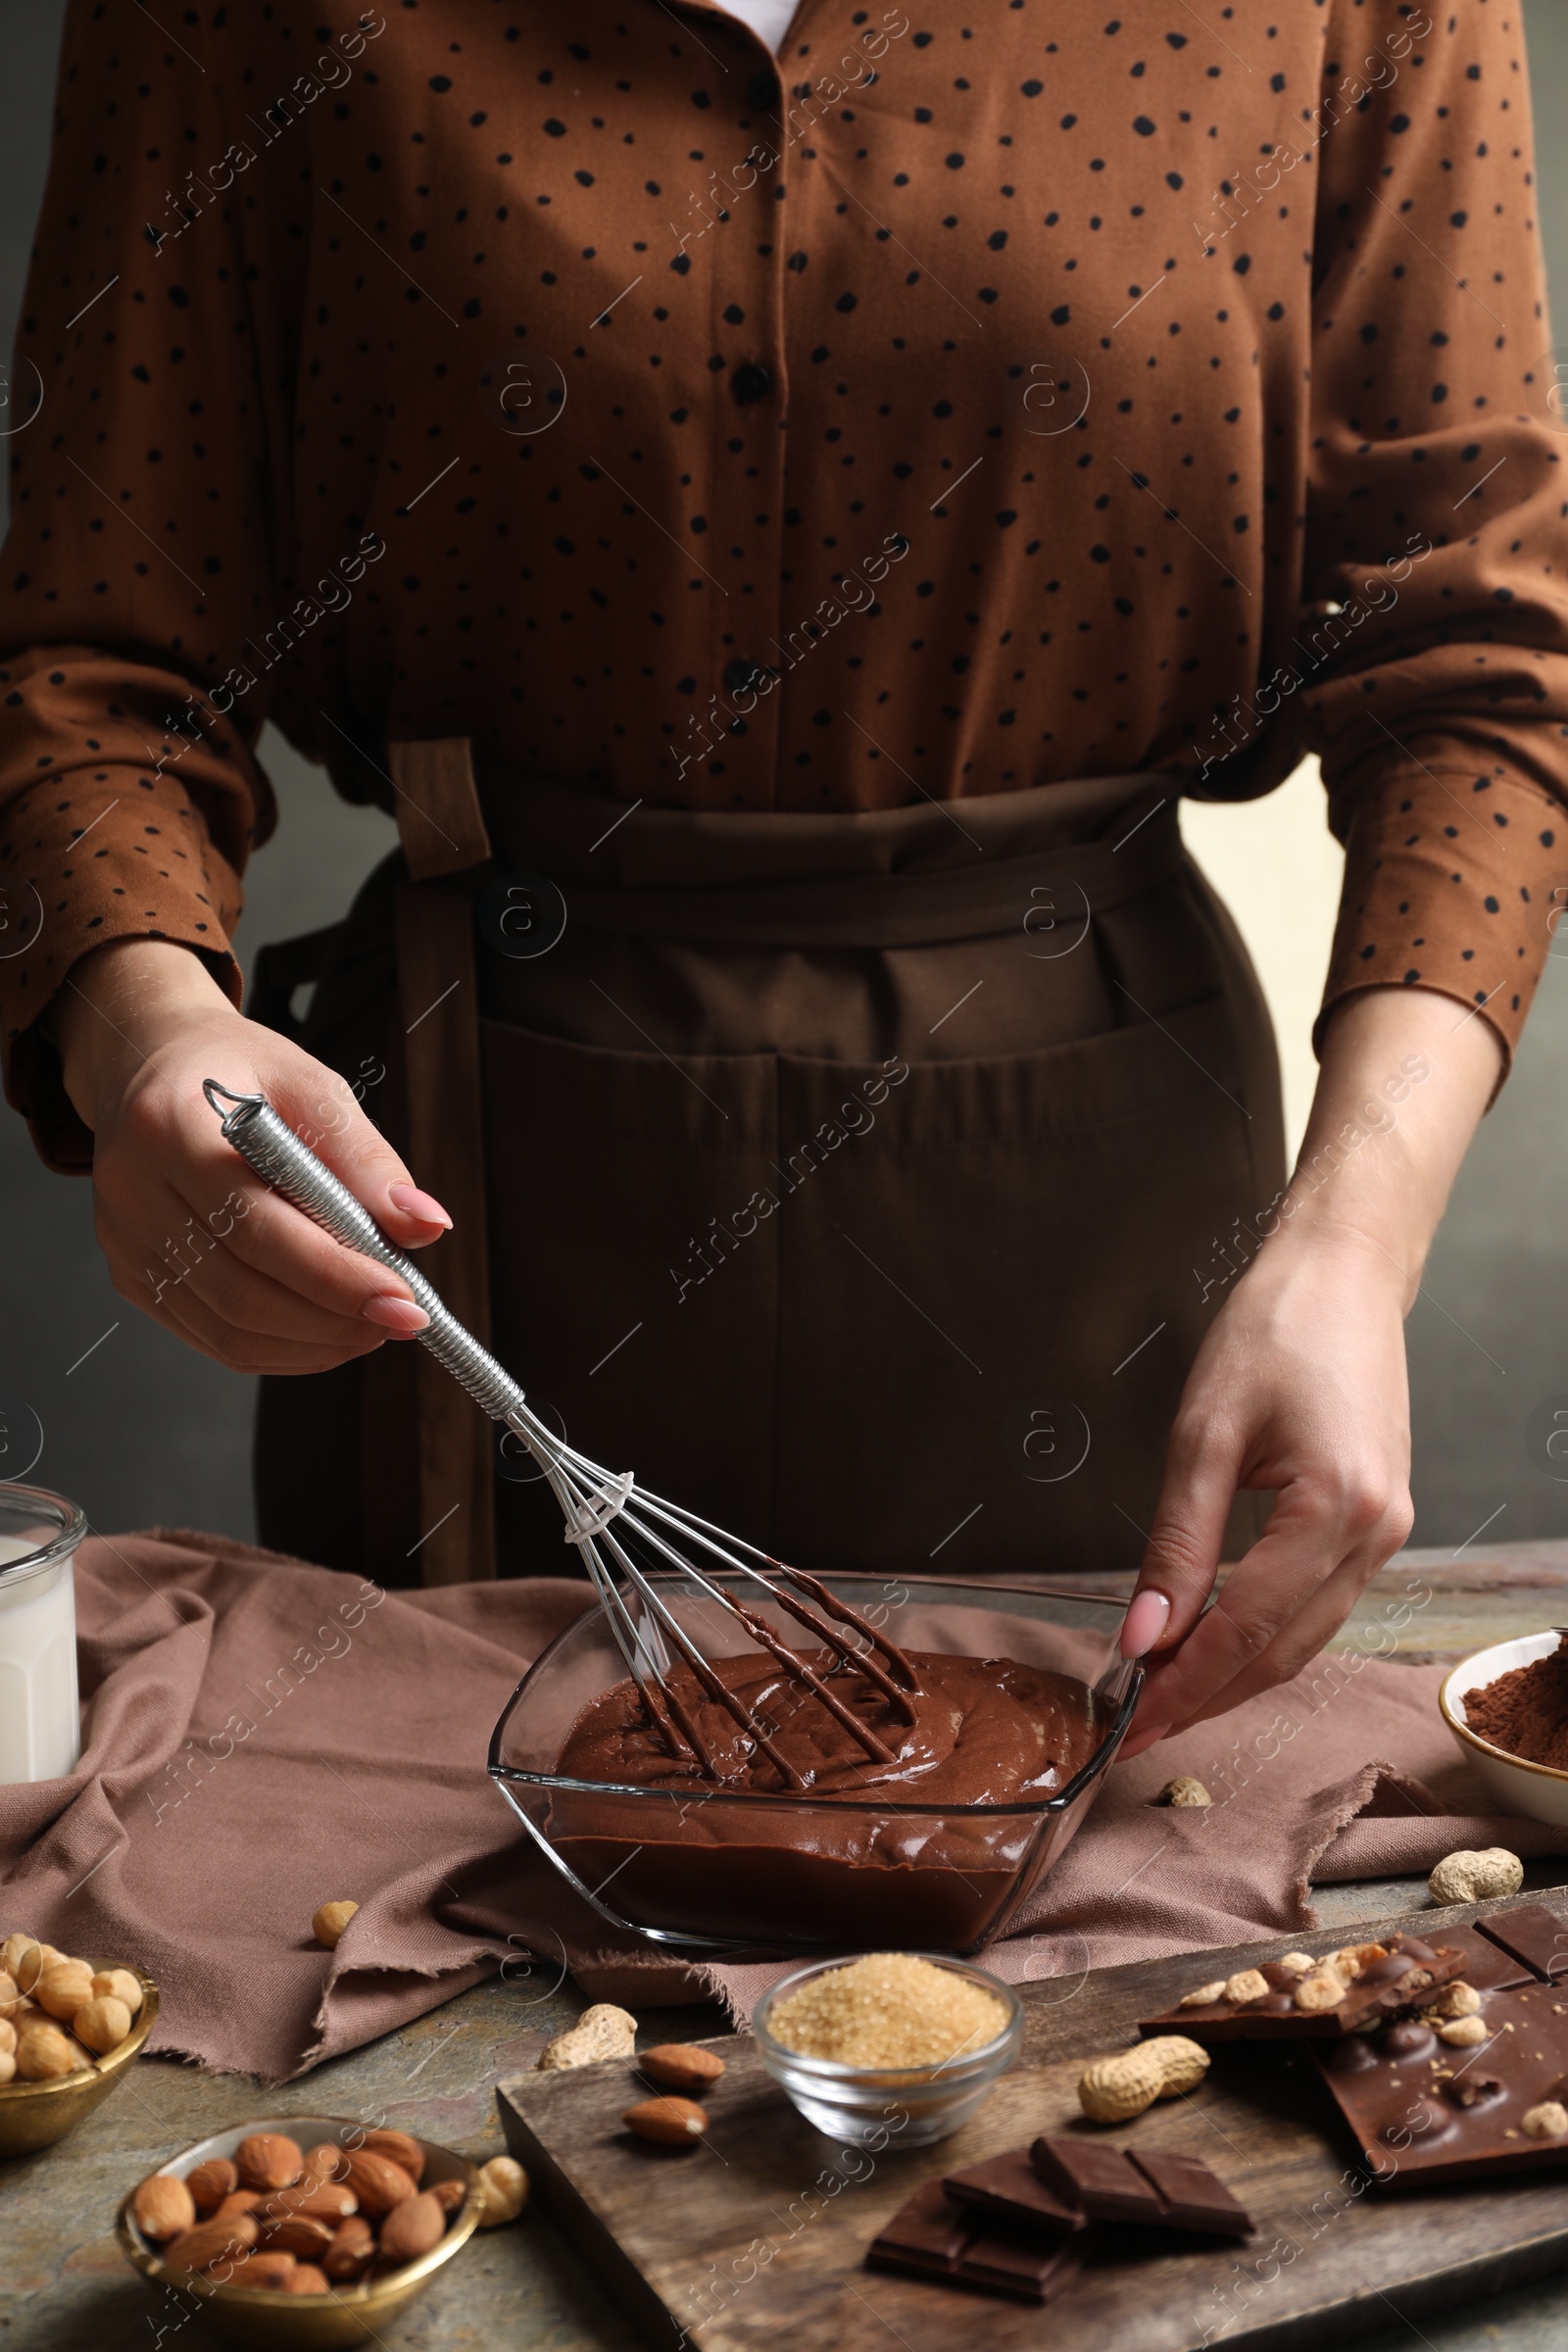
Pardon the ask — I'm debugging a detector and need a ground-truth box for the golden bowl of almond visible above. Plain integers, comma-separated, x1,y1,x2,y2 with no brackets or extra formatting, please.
117,2118,523,2348
0,1928,160,2157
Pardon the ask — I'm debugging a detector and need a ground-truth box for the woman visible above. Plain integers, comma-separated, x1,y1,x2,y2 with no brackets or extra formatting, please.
1,2,1561,1762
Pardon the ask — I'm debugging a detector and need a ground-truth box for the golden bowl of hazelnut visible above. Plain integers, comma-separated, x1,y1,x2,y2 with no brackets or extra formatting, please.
116,2117,520,2349
0,1930,160,2158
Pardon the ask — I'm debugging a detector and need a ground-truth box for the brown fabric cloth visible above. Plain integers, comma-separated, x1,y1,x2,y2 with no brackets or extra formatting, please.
4,6,1568,1166
5,1534,1565,2082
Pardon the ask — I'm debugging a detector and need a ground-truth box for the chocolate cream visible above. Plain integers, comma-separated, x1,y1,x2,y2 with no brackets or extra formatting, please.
550,1650,1107,1949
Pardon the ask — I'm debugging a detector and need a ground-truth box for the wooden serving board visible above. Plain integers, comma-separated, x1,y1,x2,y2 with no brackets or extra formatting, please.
497,1893,1568,2352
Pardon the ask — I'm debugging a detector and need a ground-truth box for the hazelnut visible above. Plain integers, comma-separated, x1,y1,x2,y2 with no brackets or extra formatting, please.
1154,1775,1213,1808
312,1901,358,1950
1522,2100,1568,2138
16,2021,86,2080
91,1969,144,2017
1223,1969,1269,2006
1437,2015,1490,2047
35,1959,95,2021
0,1973,22,2021
0,2050,15,2086
1177,1979,1228,2009
475,2156,529,2227
73,1994,133,2055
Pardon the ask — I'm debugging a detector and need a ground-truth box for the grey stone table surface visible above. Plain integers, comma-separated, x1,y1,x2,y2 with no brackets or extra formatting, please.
9,1869,1568,2352
9,1542,1568,2352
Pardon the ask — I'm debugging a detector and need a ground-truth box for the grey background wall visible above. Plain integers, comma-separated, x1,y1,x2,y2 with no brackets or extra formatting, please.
0,2,1564,1551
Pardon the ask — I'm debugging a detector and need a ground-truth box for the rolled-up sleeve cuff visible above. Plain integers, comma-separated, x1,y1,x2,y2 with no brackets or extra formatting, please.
0,768,242,1170
1316,764,1566,1087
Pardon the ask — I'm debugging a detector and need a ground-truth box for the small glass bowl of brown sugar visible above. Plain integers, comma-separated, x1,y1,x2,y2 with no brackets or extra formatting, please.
753,1952,1022,2147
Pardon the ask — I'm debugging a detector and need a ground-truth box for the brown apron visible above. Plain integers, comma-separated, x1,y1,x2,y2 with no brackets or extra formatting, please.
253,743,1285,1588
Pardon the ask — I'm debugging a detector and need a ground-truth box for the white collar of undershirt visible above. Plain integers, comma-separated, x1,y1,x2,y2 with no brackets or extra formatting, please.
711,0,799,55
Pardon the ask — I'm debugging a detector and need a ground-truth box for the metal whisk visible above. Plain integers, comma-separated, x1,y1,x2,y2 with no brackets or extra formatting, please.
204,1081,919,1787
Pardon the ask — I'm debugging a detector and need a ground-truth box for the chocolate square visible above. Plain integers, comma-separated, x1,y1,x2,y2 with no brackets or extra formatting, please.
955,2235,1082,2304
866,2180,973,2272
1030,2136,1165,2222
1428,1923,1535,1992
944,2149,1083,2238
1476,1905,1568,1983
1126,2148,1255,2235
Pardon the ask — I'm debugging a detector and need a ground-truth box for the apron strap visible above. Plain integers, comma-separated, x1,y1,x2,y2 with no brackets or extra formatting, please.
386,737,497,1585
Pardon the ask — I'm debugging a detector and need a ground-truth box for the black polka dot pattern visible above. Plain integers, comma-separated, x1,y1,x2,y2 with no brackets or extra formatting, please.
1,0,1566,1158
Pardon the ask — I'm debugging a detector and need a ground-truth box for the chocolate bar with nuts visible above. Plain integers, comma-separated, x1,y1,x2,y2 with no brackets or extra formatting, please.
1138,1934,1465,2042
1316,1978,1568,2183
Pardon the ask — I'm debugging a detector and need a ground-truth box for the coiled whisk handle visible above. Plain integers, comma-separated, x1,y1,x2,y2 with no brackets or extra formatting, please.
203,1079,528,1428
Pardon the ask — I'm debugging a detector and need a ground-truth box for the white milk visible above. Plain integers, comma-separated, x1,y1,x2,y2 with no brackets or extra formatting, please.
0,1534,81,1783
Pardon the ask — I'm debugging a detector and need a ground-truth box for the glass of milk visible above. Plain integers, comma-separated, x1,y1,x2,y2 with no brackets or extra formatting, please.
0,1483,86,1784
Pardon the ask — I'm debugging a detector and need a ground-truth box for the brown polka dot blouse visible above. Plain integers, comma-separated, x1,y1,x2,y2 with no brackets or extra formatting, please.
2,0,1566,1162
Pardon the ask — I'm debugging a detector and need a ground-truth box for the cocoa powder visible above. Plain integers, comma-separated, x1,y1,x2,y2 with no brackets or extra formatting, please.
1465,1637,1568,1771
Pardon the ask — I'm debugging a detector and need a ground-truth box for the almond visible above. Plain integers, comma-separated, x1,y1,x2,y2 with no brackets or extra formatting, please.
321,2216,376,2281
377,2189,446,2266
35,1959,95,2020
342,2148,417,2217
303,2141,350,2182
74,1994,132,2055
428,2178,467,2216
164,2214,260,2278
217,2191,262,2220
289,2264,330,2294
255,2214,333,2259
623,2096,708,2147
232,2250,297,2290
235,2132,304,2192
186,2158,238,2216
357,2127,424,2183
639,2043,726,2094
261,2180,359,2225
132,2175,197,2243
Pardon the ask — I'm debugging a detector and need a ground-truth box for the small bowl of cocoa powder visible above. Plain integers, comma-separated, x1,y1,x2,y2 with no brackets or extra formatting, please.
1441,1631,1568,1828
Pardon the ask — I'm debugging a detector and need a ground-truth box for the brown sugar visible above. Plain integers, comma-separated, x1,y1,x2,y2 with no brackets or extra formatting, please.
1465,1637,1568,1772
763,1953,1009,2068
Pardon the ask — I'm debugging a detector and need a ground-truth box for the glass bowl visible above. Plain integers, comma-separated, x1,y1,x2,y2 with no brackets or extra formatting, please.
753,1953,1023,2145
488,1574,1139,1956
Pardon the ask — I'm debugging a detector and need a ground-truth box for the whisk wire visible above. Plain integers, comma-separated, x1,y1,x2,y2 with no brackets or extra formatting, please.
205,1078,916,1788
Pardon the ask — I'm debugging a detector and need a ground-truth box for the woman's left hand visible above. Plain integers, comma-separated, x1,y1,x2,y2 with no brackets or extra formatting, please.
1117,980,1503,1755
1118,1221,1413,1752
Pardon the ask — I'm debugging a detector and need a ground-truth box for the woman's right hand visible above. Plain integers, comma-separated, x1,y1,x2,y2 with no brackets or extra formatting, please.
54,938,450,1374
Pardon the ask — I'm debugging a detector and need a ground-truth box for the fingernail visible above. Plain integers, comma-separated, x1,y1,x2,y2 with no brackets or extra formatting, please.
363,1295,429,1334
1121,1588,1172,1659
1118,1721,1171,1760
388,1183,453,1231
